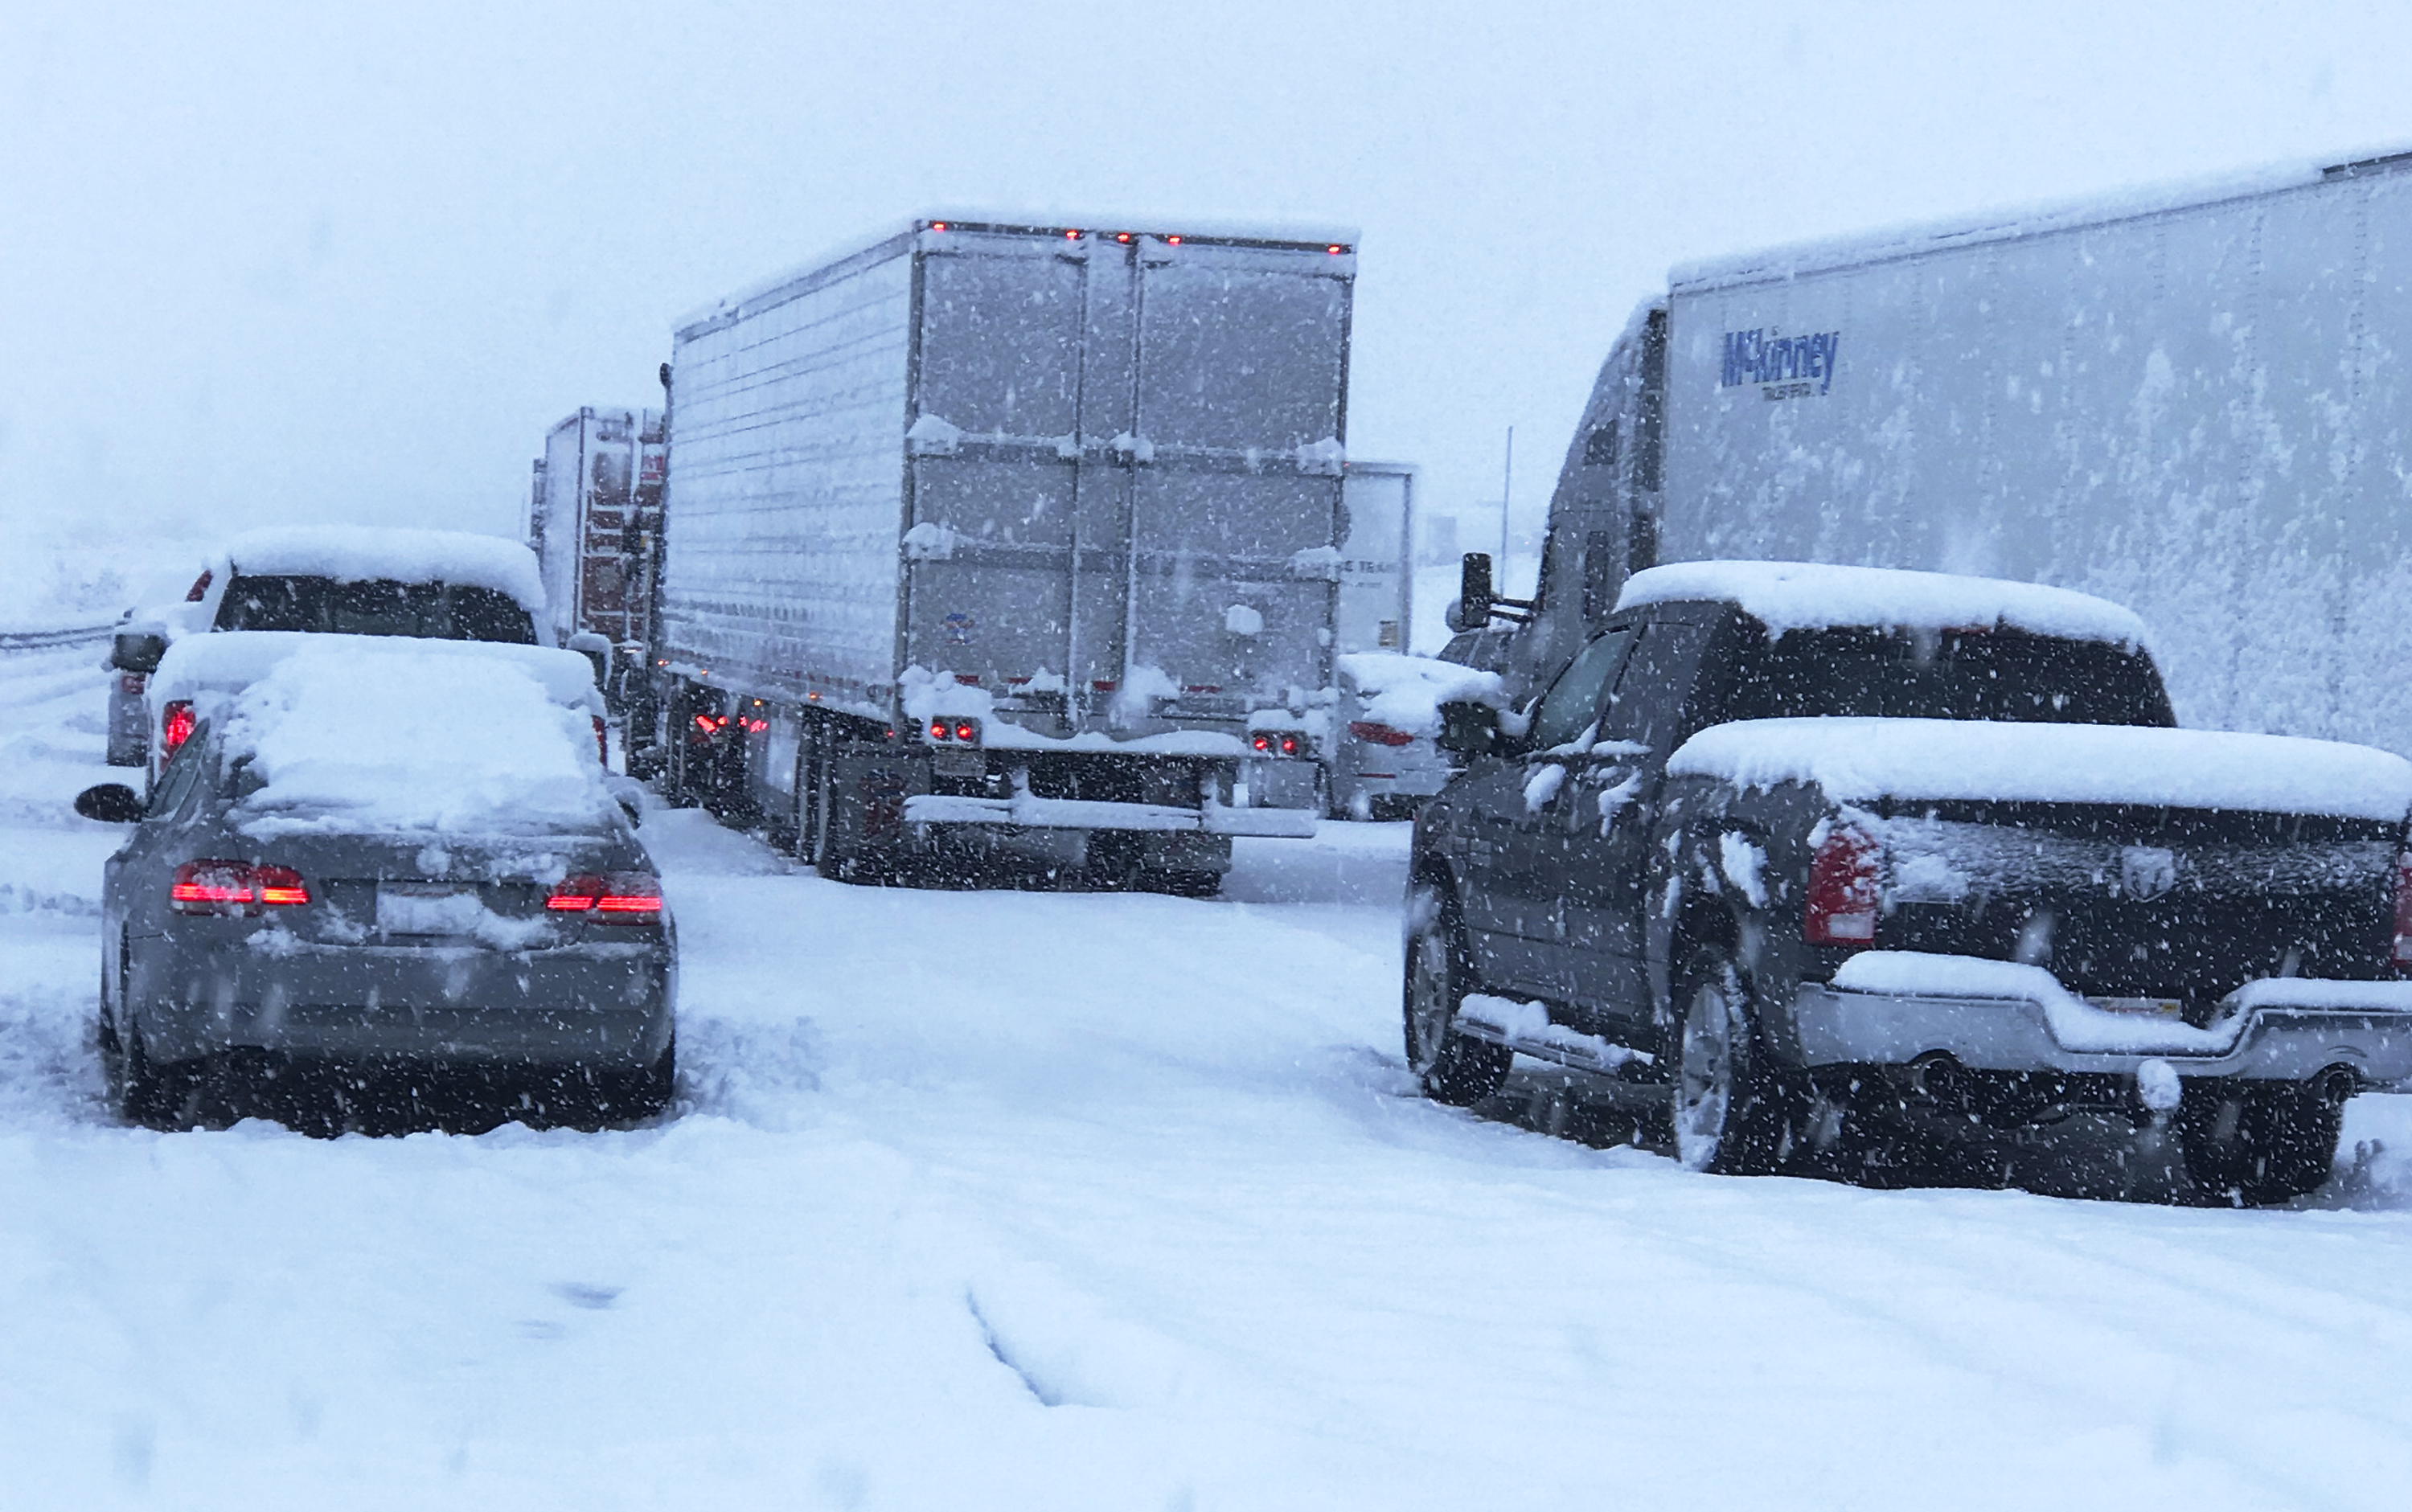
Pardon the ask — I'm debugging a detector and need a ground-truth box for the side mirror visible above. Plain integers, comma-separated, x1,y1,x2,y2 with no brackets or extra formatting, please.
111,631,168,673
1434,700,1500,758
75,784,146,824
1458,553,1495,629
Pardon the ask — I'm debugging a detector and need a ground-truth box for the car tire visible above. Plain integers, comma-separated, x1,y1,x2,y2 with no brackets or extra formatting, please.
114,1021,195,1131
1402,891,1512,1106
2178,1082,2344,1206
1671,945,1802,1177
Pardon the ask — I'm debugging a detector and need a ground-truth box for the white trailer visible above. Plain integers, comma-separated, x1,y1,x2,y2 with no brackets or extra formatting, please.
1335,461,1416,654
531,407,666,654
650,215,1360,890
1497,148,2412,755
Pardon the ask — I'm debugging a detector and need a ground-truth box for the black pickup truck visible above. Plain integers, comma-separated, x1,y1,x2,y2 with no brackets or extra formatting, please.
1408,560,2412,1203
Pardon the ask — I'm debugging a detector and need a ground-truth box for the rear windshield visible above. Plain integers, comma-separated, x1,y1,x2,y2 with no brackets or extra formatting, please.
1720,624,2175,727
213,575,538,644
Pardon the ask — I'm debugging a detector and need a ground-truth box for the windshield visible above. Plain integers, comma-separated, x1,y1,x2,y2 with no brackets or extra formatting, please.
1721,624,2175,727
214,575,538,644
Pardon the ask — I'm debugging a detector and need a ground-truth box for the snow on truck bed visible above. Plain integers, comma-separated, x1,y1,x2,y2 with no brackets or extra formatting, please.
223,642,615,836
1617,560,2151,647
223,525,547,613
1671,717,2412,820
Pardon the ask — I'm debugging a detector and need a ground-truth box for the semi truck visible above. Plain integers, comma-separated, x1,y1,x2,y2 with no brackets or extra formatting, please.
646,215,1360,890
1470,145,2412,758
1335,460,1416,655
530,407,666,711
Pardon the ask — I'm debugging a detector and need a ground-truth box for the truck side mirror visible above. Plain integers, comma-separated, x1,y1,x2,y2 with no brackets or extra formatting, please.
1458,552,1495,629
75,784,146,823
1434,699,1500,757
111,631,168,673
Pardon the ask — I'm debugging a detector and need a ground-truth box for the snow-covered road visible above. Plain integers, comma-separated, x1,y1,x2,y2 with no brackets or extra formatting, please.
7,639,2412,1510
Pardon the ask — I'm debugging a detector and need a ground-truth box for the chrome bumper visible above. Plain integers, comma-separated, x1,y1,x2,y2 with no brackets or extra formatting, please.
1792,982,2412,1088
901,792,1316,838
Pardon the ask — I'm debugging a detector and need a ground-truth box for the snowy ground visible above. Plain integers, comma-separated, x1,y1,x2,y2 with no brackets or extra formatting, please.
7,637,2412,1510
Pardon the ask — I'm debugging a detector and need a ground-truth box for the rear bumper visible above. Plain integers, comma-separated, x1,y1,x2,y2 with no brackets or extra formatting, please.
901,792,1317,839
137,938,675,1067
1792,979,2412,1088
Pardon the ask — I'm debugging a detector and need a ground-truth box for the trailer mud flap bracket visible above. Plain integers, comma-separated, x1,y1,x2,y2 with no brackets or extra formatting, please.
901,793,1315,838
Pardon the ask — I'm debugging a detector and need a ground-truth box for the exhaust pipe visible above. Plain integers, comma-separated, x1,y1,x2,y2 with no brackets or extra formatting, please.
2312,1064,2360,1108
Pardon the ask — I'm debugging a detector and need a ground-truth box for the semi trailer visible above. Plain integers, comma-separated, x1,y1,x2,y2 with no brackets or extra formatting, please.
1473,145,2412,757
530,406,666,713
646,215,1361,889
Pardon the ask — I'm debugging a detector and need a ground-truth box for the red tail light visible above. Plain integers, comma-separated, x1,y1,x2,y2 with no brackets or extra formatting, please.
954,720,976,743
929,719,951,742
1348,720,1415,748
1279,734,1300,756
185,570,211,602
1251,734,1273,752
161,700,196,759
1805,826,1881,945
547,872,663,922
172,860,308,915
593,716,609,764
2393,856,2412,968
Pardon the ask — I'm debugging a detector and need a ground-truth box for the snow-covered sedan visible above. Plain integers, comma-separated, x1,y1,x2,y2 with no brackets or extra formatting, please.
75,639,674,1132
1326,651,1504,821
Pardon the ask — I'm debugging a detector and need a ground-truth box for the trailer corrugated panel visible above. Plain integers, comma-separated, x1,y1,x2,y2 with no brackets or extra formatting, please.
658,236,916,711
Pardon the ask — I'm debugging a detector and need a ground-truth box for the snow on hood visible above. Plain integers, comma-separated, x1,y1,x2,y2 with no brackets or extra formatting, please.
223,527,546,615
222,642,615,836
1669,717,2412,821
1617,561,2150,648
1337,652,1505,736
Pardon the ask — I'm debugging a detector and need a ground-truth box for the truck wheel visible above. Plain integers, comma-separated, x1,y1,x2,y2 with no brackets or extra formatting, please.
2178,1080,2344,1205
1403,896,1512,1106
1672,946,1801,1176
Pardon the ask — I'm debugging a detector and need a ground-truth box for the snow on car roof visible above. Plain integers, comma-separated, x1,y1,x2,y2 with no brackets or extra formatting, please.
222,527,546,614
222,641,614,836
154,631,600,714
1616,560,2151,647
1669,717,2412,821
1336,652,1506,736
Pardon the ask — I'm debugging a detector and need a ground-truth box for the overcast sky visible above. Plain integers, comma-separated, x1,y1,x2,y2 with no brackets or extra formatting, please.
7,0,2412,607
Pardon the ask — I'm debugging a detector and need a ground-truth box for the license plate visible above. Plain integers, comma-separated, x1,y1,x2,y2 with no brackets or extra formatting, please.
2086,996,2185,1018
931,748,984,779
376,883,485,936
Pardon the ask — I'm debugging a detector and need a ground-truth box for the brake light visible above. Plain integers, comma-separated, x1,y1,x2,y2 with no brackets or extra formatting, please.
1348,720,1415,748
1805,827,1881,944
546,872,663,921
954,720,976,743
1251,734,1273,752
171,860,308,915
929,719,951,742
2393,857,2412,967
1326,244,1346,256
1279,734,1300,756
161,700,195,758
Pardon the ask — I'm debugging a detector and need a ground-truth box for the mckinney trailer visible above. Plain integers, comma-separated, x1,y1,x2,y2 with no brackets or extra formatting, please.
1477,147,2412,757
530,407,666,709
649,215,1359,890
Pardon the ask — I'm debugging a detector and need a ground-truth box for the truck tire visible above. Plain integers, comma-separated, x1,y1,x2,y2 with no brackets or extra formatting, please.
2178,1080,2344,1205
1403,894,1512,1106
1671,945,1803,1176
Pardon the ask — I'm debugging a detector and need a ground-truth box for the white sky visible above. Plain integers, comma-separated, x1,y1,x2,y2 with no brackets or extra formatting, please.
7,0,2412,603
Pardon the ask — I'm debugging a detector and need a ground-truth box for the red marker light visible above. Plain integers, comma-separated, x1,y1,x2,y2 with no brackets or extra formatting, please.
1115,232,1132,244
1166,236,1181,246
1251,734,1273,753
161,700,196,758
1279,734,1300,756
1327,244,1345,255
929,221,948,232
929,719,950,742
1063,229,1081,240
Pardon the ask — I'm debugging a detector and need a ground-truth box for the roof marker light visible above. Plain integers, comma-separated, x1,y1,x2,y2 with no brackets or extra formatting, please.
1064,229,1081,240
1166,236,1181,246
1115,232,1132,244
1327,244,1346,255
929,221,948,232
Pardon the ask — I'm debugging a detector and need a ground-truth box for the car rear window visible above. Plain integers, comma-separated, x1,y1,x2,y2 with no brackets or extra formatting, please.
1720,624,2176,727
214,576,538,644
